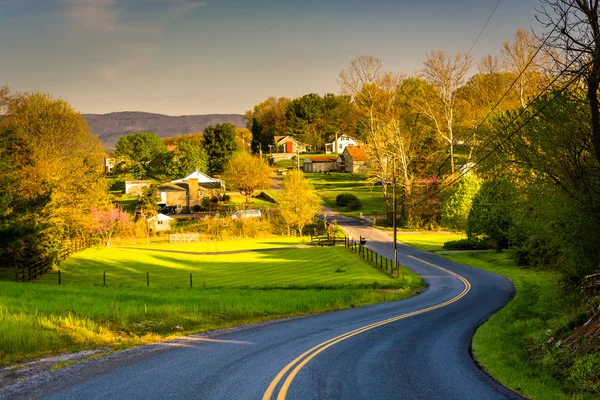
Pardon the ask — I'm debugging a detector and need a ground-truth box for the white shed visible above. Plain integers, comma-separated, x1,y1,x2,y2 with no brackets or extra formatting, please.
147,213,174,232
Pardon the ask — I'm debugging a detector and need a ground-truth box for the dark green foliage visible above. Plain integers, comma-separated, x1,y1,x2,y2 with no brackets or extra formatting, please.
443,238,491,251
336,193,359,207
0,126,54,270
250,118,270,154
467,178,515,250
114,132,167,179
203,123,239,175
346,198,362,211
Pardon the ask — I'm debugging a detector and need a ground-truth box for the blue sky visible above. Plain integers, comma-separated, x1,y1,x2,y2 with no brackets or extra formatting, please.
0,0,539,115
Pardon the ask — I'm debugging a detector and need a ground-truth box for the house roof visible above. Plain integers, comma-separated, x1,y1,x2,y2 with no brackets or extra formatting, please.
344,146,367,161
147,213,174,222
172,170,222,184
305,155,338,163
158,181,222,192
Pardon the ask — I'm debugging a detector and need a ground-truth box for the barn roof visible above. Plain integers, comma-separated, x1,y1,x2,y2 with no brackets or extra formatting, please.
344,146,367,161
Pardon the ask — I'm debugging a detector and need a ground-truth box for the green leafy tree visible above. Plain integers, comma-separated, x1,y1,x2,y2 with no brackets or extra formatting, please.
441,174,482,231
203,123,239,175
467,178,516,250
245,97,290,153
165,137,208,179
114,132,167,179
278,171,322,237
224,153,273,203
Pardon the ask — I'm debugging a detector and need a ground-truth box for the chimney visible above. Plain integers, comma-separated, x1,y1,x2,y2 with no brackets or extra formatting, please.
188,178,199,207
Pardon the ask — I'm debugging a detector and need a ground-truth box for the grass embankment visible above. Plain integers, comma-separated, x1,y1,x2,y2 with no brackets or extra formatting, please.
443,251,598,400
397,232,466,252
0,238,423,366
306,172,386,216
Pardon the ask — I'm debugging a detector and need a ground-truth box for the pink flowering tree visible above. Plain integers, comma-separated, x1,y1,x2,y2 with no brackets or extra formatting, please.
89,206,132,247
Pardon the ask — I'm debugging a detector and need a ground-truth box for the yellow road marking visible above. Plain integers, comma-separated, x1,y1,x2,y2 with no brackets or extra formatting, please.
262,255,471,400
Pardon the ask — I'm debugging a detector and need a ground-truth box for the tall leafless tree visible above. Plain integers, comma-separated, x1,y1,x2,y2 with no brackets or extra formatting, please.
420,50,473,173
537,0,600,165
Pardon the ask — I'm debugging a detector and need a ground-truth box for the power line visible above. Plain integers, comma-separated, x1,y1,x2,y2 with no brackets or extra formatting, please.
413,33,599,207
467,0,502,57
435,1,574,174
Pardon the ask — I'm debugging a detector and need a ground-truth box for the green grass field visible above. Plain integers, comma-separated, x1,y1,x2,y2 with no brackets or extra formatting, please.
306,172,386,216
443,251,597,400
38,245,417,289
1,238,424,366
397,233,466,251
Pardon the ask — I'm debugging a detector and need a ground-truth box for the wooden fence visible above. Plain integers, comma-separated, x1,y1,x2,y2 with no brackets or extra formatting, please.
15,238,93,282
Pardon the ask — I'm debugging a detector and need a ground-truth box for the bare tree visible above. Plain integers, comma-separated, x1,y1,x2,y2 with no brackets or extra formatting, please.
501,29,540,107
420,50,473,173
537,0,600,165
338,55,384,99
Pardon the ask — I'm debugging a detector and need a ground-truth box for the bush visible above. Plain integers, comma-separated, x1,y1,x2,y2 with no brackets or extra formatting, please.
221,194,231,202
336,193,359,207
346,198,361,211
209,195,219,203
443,238,491,250
191,205,202,213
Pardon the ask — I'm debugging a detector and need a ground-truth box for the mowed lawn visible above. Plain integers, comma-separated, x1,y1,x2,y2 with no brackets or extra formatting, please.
306,172,386,216
38,245,415,289
1,240,423,366
126,237,304,252
397,232,466,251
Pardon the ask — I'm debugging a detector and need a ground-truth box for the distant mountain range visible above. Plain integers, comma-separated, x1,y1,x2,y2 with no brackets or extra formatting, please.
84,112,246,150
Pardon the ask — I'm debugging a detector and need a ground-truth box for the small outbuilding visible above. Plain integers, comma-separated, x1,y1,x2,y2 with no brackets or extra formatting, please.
147,213,174,232
303,155,338,173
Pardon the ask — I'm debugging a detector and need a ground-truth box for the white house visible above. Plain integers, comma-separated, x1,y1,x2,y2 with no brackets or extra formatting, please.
325,134,359,154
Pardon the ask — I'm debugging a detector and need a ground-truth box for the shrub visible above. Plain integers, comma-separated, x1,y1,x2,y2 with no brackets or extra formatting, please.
221,194,231,202
336,193,358,207
191,205,202,213
443,238,491,251
346,198,361,211
209,195,219,203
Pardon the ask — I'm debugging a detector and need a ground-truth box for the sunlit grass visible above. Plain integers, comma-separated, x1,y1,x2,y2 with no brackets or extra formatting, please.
397,233,466,251
121,237,304,252
38,246,418,289
305,172,386,216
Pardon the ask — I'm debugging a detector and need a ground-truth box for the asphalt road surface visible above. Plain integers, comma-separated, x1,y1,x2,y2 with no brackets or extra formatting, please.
4,211,521,400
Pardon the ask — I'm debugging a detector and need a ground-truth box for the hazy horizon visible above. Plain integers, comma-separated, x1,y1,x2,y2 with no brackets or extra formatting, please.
1,0,539,115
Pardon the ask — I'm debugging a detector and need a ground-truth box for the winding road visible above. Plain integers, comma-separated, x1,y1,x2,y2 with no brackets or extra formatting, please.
4,212,520,400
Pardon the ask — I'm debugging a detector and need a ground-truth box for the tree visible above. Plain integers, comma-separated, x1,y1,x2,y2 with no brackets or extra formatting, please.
203,123,239,175
537,0,600,166
501,29,541,107
235,128,253,152
224,153,273,203
164,137,208,179
114,132,167,179
441,173,482,232
245,97,290,153
278,171,321,237
3,91,110,239
467,178,516,250
420,50,473,173
88,206,132,247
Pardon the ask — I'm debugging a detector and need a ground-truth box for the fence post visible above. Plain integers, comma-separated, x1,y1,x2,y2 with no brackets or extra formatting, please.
146,272,149,287
58,269,61,285
103,271,106,287
190,273,193,288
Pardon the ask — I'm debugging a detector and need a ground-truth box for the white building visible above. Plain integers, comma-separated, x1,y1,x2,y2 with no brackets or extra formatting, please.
325,134,359,154
147,213,174,232
171,170,224,187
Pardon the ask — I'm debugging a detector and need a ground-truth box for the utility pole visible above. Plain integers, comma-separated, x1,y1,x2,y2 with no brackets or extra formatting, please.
392,158,398,278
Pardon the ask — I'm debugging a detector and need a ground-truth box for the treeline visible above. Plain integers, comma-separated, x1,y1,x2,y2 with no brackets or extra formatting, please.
112,124,253,179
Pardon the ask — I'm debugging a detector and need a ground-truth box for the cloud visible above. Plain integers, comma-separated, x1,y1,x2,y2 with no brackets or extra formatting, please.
63,0,207,80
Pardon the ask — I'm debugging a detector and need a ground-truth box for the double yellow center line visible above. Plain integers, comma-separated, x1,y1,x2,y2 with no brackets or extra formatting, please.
262,255,472,400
